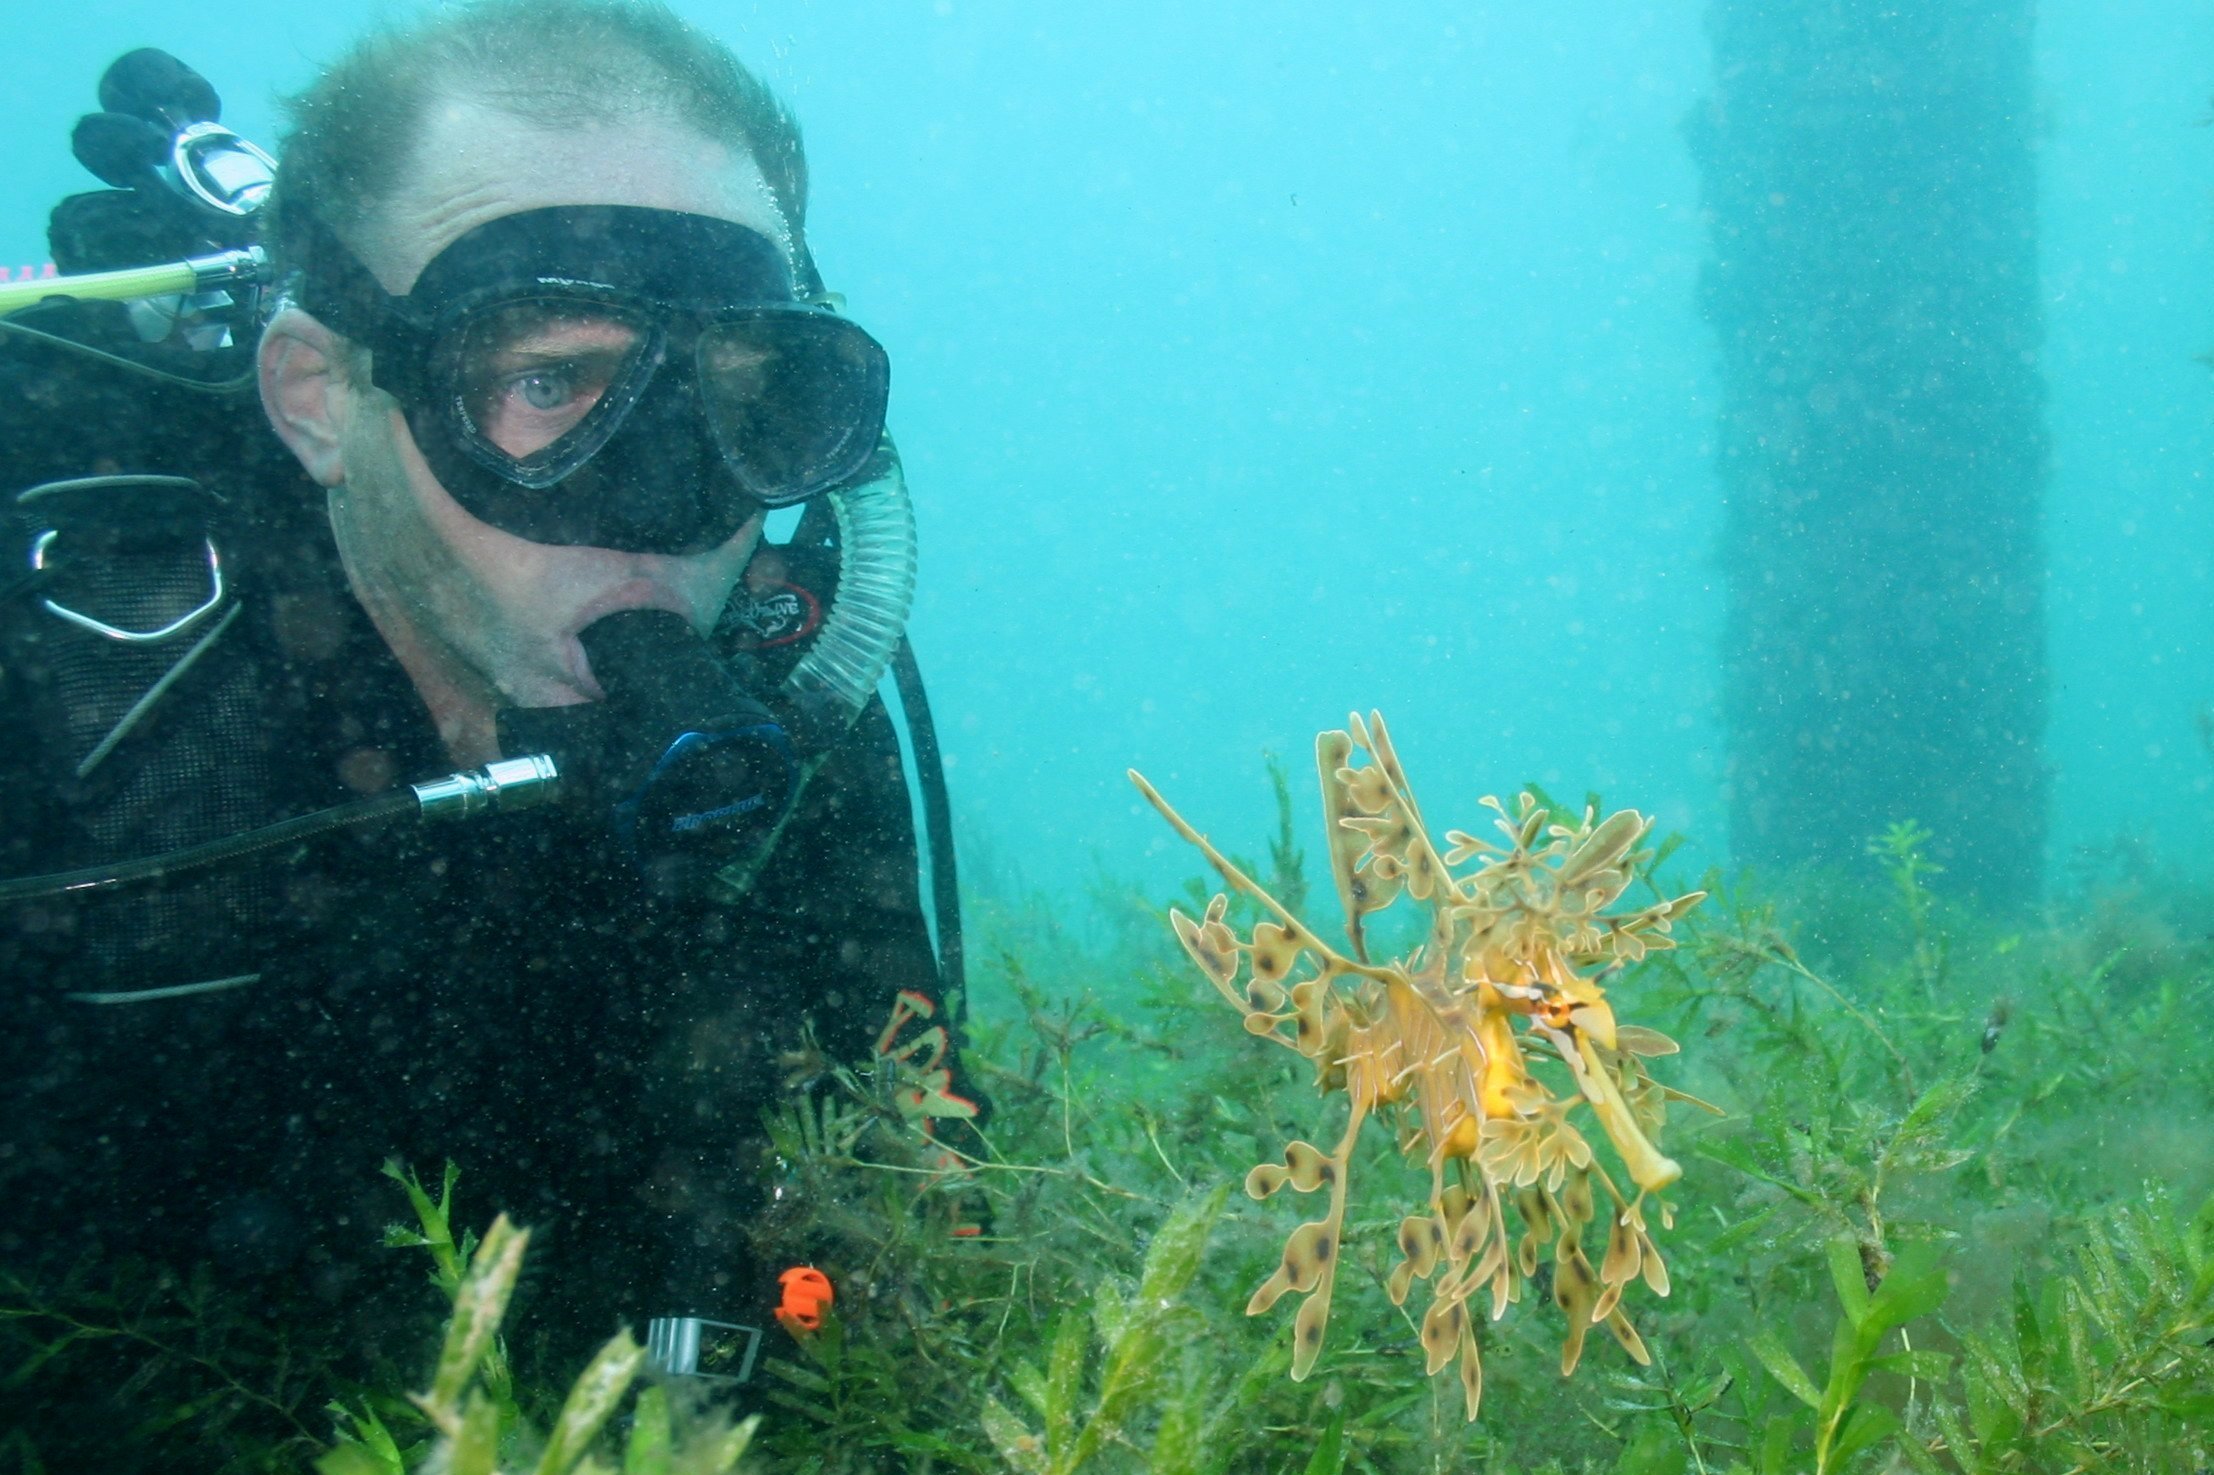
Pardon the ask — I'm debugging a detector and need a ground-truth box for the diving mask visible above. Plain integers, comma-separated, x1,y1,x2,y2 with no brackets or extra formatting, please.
298,205,890,554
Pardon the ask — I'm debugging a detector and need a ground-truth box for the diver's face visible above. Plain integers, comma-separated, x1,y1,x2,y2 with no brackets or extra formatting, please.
328,101,794,748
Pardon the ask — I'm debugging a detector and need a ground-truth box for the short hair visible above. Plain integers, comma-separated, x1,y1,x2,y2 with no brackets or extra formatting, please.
265,0,808,282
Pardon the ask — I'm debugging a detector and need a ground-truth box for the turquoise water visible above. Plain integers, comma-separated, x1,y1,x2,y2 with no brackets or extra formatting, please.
5,0,2211,896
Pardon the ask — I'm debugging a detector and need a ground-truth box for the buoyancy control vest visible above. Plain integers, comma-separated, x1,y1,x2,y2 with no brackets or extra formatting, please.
0,316,960,999
0,43,960,1002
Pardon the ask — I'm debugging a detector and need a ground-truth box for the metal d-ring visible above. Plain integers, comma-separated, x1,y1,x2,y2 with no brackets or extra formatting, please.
30,528,226,643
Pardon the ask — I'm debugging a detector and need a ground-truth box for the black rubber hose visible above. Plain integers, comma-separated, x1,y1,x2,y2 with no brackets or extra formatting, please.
0,789,416,902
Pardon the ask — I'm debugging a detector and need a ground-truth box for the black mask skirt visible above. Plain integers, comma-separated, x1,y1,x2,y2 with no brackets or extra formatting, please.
298,205,890,554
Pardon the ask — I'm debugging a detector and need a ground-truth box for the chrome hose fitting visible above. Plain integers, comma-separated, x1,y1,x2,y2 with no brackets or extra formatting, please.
411,753,560,822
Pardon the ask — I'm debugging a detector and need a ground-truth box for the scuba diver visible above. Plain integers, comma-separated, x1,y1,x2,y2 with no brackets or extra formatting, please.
0,2,979,1460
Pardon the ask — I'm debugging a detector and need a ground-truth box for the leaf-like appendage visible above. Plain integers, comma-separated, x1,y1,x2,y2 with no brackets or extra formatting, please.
1399,1213,1444,1278
1470,1238,1511,1320
1338,764,1393,815
1278,1221,1336,1292
1640,1229,1671,1297
1344,811,1416,862
1288,979,1329,1055
1246,1270,1290,1316
1485,1247,1515,1323
1246,975,1289,1013
1614,1025,1680,1057
1243,1010,1289,1038
1251,922,1300,985
1604,1308,1651,1365
1290,1289,1332,1379
1514,800,1547,850
1568,1002,1618,1050
1407,846,1443,901
1601,1208,1641,1292
1480,1108,1593,1194
1553,1243,1600,1377
1442,829,1489,865
1556,810,1646,890
1514,1194,1549,1277
1457,1323,1485,1421
1169,907,1239,992
1559,1170,1595,1229
1449,1196,1492,1265
1420,1295,1466,1376
1343,863,1402,926
1281,1141,1332,1192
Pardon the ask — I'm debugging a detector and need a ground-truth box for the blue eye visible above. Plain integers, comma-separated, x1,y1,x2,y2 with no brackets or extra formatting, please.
460,303,642,460
516,370,575,411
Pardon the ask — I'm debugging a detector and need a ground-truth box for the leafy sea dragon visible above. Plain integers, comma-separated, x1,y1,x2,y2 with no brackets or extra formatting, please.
1129,712,1709,1420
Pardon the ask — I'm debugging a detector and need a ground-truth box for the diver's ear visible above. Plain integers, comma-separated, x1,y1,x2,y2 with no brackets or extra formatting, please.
259,306,353,488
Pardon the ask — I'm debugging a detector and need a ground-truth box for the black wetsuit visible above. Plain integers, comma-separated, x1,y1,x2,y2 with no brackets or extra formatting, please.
0,323,954,1446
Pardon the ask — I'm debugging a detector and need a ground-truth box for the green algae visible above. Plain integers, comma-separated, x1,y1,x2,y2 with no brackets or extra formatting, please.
7,762,2213,1474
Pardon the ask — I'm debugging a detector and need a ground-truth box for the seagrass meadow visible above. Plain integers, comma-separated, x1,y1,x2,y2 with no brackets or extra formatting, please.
9,728,2211,1475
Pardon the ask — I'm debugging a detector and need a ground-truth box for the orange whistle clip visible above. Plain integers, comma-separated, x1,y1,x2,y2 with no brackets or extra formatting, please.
775,1265,835,1334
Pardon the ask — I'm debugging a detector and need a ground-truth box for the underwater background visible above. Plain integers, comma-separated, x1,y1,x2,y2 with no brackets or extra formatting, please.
12,0,2213,905
7,3,2214,1472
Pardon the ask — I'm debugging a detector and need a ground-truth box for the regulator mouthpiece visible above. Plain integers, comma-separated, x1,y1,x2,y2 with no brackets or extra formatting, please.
496,609,797,895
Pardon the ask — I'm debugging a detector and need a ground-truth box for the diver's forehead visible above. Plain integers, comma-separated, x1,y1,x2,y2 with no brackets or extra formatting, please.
357,97,794,295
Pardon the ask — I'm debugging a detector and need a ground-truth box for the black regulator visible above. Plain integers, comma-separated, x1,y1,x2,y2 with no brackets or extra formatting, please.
500,611,800,897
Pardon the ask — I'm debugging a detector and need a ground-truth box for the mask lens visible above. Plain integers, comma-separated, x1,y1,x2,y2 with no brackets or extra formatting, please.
453,300,654,471
696,314,889,506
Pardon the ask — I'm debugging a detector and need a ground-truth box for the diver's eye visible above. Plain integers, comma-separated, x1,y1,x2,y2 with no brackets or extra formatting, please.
515,369,579,412
457,302,648,461
468,358,619,458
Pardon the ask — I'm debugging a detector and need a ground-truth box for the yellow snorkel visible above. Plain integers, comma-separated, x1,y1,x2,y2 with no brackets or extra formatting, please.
0,245,264,318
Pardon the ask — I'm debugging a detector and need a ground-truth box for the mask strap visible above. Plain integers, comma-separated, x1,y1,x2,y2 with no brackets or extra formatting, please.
289,214,379,332
792,240,828,302
286,212,427,400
